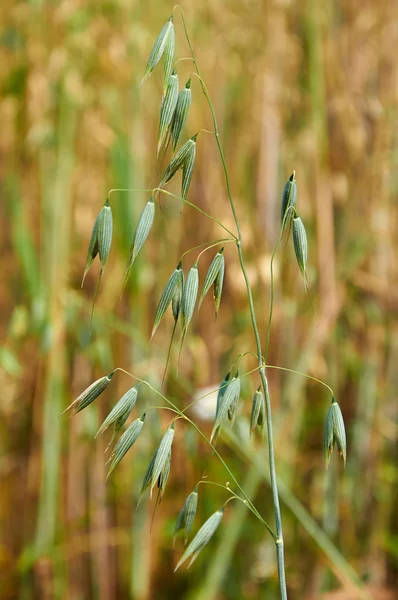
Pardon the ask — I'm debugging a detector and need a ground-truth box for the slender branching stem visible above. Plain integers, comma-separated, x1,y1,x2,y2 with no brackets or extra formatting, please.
177,10,287,597
114,367,276,538
108,187,237,238
180,239,232,261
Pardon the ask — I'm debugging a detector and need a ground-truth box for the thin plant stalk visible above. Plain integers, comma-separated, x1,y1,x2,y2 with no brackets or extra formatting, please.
176,9,287,597
114,368,275,539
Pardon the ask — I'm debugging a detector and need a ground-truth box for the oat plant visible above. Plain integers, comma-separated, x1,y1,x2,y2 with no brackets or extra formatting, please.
71,9,347,599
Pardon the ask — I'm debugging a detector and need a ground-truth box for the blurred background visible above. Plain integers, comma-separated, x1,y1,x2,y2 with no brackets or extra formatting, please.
1,0,397,598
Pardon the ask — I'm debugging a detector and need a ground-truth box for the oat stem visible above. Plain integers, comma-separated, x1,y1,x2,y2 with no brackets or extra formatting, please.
108,188,236,238
177,9,287,597
113,368,276,539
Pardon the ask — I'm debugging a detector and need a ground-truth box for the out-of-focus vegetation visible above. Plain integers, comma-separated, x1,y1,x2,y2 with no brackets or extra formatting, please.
1,0,397,598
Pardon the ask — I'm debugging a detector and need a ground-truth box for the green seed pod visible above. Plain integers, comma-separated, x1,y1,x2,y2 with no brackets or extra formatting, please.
211,376,240,443
142,17,174,86
174,486,199,546
130,197,155,266
292,216,308,277
227,372,241,425
162,22,175,93
123,197,155,288
250,386,265,437
157,450,171,499
82,212,100,287
61,372,115,416
151,423,175,497
181,137,196,204
98,199,113,268
199,249,224,309
216,372,230,417
158,70,179,154
139,448,158,502
281,171,297,232
213,250,225,317
95,385,138,439
171,79,192,151
324,401,347,468
181,264,199,334
159,135,197,205
172,263,184,322
152,264,181,338
174,507,224,571
106,413,146,478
